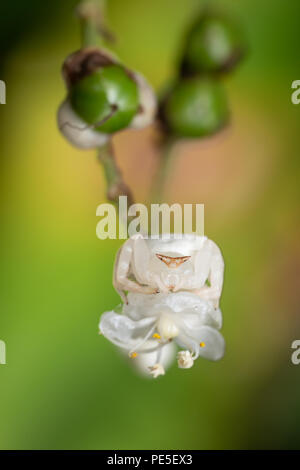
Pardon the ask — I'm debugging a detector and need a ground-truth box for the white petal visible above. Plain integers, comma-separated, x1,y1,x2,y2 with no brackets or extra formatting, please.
123,293,162,320
210,307,223,329
164,292,222,328
133,340,176,377
99,311,156,350
177,326,225,361
57,99,109,149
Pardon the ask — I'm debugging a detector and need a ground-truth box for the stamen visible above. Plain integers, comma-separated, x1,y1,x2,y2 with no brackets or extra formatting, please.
177,350,194,369
134,340,169,354
178,331,199,360
130,352,138,359
128,324,157,357
200,342,206,347
148,363,165,378
152,333,161,339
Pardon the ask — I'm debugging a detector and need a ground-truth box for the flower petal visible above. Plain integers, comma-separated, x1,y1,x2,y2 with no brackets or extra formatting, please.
158,292,222,329
132,340,176,377
177,326,225,361
99,311,156,350
125,291,222,327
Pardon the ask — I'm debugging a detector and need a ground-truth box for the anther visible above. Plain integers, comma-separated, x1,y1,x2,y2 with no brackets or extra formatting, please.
130,352,138,358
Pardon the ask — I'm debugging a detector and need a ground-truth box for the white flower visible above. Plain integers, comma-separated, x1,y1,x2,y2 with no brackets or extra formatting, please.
99,291,225,378
100,233,225,377
177,350,194,369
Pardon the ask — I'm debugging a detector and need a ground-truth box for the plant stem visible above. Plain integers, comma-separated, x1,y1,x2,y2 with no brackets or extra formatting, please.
77,0,106,48
76,1,134,225
98,143,134,209
151,138,177,203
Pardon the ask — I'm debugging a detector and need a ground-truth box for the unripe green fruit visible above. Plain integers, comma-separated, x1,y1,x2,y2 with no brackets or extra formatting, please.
163,77,228,138
70,65,139,133
182,14,245,73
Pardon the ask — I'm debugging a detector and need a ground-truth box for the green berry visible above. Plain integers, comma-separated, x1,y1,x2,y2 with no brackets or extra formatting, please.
163,77,228,138
70,64,139,133
182,14,245,73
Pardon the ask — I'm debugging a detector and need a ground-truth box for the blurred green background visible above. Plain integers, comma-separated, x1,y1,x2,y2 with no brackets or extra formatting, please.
0,0,300,450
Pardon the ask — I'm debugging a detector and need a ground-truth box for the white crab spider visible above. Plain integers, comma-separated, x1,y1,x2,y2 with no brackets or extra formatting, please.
113,233,224,309
100,233,225,378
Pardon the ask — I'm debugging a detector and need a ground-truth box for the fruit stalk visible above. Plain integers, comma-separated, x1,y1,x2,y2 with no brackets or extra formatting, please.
151,138,176,203
98,143,134,208
76,0,135,213
76,0,106,48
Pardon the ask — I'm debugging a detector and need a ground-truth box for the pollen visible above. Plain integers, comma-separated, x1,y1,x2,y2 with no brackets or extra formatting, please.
130,352,138,358
200,342,206,348
152,333,161,339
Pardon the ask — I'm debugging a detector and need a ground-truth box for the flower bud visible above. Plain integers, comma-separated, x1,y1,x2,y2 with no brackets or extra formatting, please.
181,13,246,74
58,48,157,148
69,64,139,133
161,77,228,138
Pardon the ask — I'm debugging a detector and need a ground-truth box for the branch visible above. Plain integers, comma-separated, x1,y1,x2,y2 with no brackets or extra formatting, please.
75,1,134,224
76,0,115,48
151,137,177,203
98,143,134,209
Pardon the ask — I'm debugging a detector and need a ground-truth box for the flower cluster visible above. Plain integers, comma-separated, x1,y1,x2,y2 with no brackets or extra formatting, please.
57,7,245,147
99,234,225,378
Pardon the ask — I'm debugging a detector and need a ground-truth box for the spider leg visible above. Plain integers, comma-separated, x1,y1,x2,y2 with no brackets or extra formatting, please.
113,236,157,300
192,240,224,307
